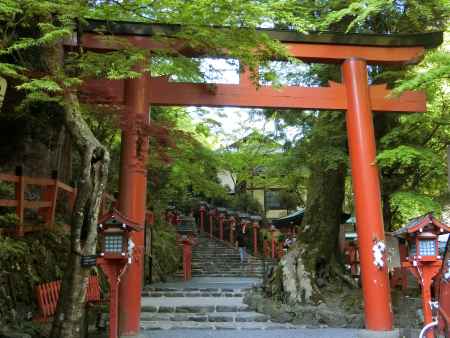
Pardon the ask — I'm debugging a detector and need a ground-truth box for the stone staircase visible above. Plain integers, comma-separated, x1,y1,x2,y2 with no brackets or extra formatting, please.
139,284,299,331
138,235,286,331
180,234,269,278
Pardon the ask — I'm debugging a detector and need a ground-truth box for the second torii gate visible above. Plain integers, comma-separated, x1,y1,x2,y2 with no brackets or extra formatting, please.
68,20,442,337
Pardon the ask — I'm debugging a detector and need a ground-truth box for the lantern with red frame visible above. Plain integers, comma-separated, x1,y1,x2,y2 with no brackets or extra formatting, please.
393,213,450,338
98,210,142,261
96,210,143,338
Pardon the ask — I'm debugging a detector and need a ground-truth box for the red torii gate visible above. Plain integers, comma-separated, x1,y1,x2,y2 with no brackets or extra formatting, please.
68,19,442,337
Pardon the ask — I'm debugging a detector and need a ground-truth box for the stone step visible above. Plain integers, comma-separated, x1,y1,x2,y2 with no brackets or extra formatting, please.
141,304,251,313
191,268,264,270
141,311,269,322
144,286,248,292
142,291,245,298
140,320,298,330
175,274,263,278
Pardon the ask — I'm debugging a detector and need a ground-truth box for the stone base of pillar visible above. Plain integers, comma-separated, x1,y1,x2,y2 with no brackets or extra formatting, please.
358,329,399,338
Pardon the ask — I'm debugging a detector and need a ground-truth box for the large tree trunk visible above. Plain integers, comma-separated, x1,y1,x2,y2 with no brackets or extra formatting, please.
44,43,110,338
267,112,347,304
273,161,346,304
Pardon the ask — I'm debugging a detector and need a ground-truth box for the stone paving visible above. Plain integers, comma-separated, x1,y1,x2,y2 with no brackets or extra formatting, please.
140,277,285,330
139,328,359,337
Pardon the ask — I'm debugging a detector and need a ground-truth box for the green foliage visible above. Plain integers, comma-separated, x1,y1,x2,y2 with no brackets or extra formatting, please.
230,193,263,214
0,230,70,329
150,218,182,282
0,235,27,259
0,213,18,229
377,145,446,183
390,191,442,229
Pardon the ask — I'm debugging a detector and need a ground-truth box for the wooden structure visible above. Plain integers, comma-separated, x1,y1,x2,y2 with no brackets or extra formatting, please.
0,168,116,236
97,211,143,338
437,236,450,337
35,275,101,321
66,19,444,336
393,214,450,338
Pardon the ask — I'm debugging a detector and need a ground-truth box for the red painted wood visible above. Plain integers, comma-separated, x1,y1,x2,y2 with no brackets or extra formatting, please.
118,68,150,336
15,174,24,236
219,214,224,241
24,201,52,209
0,199,18,207
342,58,393,330
57,181,75,193
438,241,450,336
252,223,259,256
0,173,19,182
182,239,193,281
35,277,101,321
24,177,54,186
209,213,213,239
74,33,425,65
80,77,426,113
199,206,205,233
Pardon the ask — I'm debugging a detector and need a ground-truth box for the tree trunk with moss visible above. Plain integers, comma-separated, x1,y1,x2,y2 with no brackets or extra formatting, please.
267,112,348,304
44,42,110,338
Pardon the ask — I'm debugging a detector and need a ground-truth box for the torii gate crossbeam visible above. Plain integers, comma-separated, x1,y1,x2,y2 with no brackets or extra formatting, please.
69,19,443,338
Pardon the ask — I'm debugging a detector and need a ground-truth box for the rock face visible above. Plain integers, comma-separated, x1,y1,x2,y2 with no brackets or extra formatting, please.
244,288,364,328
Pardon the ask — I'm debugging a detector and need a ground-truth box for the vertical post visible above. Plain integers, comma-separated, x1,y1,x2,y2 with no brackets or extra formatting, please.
69,187,77,211
48,170,58,229
109,281,119,338
342,58,393,331
219,213,224,241
182,238,192,281
271,229,276,259
398,242,408,291
422,273,434,338
15,166,24,236
118,67,149,336
229,217,235,245
199,206,205,233
209,211,213,239
252,223,259,256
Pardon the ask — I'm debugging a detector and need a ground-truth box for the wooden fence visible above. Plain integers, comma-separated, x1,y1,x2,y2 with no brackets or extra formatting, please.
0,168,116,236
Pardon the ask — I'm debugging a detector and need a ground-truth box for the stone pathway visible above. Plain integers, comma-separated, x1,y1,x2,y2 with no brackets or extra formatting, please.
140,277,293,330
141,328,359,338
174,235,271,278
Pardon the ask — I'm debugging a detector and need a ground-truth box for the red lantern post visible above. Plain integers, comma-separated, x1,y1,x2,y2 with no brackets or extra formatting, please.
393,214,450,338
229,216,236,245
182,236,193,281
251,215,262,256
219,211,225,241
97,211,142,338
199,203,206,233
271,227,276,259
209,209,215,239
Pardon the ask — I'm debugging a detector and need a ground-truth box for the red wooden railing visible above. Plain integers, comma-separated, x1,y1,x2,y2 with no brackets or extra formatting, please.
0,168,118,236
35,275,101,321
197,205,287,261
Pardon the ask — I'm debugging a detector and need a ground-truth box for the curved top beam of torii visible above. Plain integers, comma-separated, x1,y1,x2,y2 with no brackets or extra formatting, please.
69,19,443,112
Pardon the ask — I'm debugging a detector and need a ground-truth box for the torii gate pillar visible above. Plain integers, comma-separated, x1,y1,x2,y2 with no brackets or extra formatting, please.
343,58,393,331
118,70,149,336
